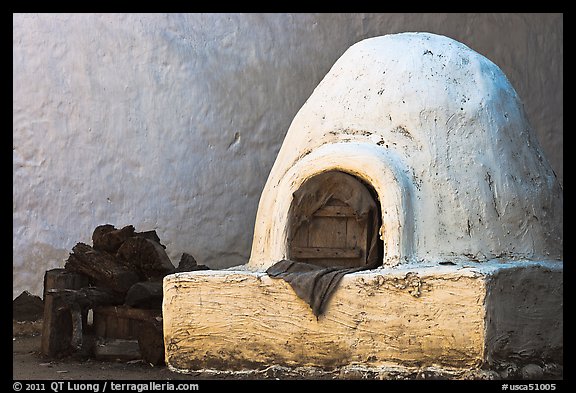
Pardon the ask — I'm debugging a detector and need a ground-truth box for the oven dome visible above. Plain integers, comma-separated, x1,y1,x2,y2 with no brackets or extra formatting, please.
247,32,562,270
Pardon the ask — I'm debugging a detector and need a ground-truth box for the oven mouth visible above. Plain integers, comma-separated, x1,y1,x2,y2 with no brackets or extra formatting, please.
286,170,383,269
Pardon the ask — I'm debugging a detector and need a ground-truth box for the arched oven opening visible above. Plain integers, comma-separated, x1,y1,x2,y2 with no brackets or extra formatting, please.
286,170,383,269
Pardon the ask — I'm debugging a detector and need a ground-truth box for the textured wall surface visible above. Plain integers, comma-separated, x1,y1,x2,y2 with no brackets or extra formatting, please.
13,13,563,298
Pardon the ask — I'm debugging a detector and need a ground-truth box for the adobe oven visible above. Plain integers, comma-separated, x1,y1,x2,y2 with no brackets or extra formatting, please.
163,32,563,374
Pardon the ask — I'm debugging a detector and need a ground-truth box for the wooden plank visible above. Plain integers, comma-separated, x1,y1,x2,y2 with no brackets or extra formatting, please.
104,312,127,339
93,305,161,340
308,217,346,248
41,287,122,357
93,309,126,339
41,292,73,357
93,312,107,338
93,338,141,361
290,246,361,259
346,216,369,266
41,291,84,357
298,257,366,268
93,305,160,321
42,287,122,318
291,221,309,248
345,217,360,249
313,205,356,217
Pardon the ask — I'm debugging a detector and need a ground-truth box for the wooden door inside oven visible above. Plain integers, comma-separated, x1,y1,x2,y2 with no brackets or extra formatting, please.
287,171,381,268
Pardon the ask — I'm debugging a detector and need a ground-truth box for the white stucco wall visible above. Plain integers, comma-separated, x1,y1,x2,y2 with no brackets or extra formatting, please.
13,13,563,298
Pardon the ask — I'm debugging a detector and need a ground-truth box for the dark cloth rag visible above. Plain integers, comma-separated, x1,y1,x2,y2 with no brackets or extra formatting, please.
266,259,375,317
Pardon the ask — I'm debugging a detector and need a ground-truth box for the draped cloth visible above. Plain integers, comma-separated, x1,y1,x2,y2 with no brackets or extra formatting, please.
266,171,381,317
266,258,380,317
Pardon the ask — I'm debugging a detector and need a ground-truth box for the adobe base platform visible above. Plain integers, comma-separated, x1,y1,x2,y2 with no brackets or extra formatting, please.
162,261,562,377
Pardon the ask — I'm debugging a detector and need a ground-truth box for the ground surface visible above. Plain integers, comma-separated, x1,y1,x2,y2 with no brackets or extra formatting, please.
12,334,404,380
11,334,467,381
13,335,193,380
12,322,563,381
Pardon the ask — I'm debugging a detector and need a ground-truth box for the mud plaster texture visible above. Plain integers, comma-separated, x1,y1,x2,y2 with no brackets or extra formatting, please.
248,32,562,270
163,261,562,373
13,14,563,298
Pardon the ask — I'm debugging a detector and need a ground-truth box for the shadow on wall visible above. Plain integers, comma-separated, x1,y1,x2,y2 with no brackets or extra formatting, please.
14,243,70,299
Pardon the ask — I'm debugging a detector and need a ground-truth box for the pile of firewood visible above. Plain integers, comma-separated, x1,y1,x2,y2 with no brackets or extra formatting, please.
41,224,208,365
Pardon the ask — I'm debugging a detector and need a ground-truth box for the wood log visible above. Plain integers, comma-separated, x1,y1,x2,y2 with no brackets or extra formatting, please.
43,268,90,300
40,270,94,357
136,320,165,365
134,230,166,249
41,286,123,357
41,290,81,357
64,243,139,293
45,287,123,309
92,224,167,253
116,237,175,281
175,252,210,272
124,281,163,309
176,252,198,271
92,224,135,253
